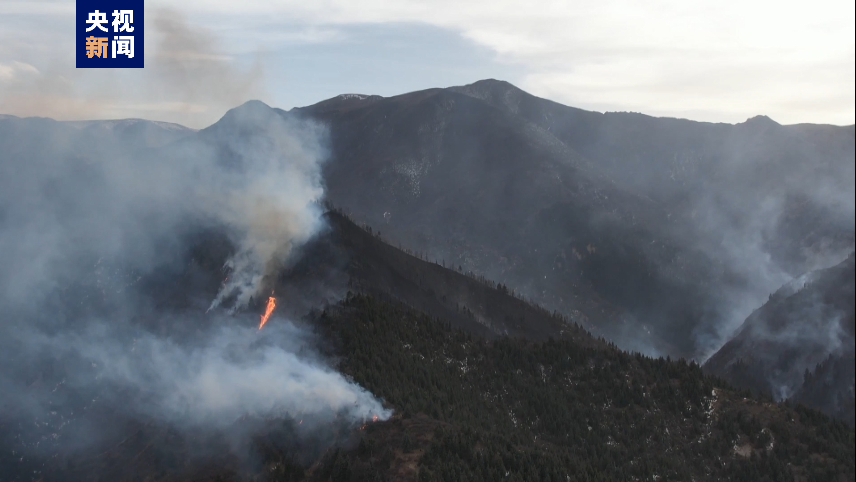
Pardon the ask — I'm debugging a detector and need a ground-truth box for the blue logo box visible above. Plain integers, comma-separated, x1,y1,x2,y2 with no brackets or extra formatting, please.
76,0,144,68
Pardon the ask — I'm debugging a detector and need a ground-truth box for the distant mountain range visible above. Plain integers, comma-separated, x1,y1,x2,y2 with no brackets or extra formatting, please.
0,114,194,149
0,81,853,479
293,79,854,360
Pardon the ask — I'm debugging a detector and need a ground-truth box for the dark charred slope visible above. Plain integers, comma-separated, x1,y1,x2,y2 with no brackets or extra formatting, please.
705,253,855,424
1,211,853,481
274,210,591,344
294,86,694,356
292,80,855,359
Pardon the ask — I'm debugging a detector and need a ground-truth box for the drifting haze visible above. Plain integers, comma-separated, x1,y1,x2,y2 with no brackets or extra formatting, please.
0,7,266,127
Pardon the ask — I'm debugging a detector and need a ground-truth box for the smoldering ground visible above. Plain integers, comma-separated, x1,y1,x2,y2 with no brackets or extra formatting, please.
0,99,390,478
703,252,855,402
681,125,856,361
586,119,856,361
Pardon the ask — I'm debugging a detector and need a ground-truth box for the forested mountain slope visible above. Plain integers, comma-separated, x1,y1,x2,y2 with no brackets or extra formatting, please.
2,212,852,481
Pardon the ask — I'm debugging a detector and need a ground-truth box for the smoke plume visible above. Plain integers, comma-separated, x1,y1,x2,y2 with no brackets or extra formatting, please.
0,97,388,474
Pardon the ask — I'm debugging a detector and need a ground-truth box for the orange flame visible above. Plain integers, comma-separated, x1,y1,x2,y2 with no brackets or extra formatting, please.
359,415,380,430
258,294,277,330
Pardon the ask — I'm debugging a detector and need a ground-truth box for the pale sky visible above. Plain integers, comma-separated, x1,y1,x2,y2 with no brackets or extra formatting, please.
0,0,853,128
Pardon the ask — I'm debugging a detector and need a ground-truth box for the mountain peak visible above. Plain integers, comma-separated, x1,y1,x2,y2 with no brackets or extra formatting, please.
743,114,780,127
228,99,277,117
450,78,523,96
465,78,519,89
203,99,288,135
448,79,528,113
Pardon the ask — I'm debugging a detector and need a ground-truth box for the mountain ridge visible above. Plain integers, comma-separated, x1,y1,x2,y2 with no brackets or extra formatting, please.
286,78,854,360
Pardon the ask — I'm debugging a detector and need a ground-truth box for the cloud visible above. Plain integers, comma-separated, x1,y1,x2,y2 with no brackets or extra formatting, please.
0,60,38,81
4,0,851,124
168,0,855,124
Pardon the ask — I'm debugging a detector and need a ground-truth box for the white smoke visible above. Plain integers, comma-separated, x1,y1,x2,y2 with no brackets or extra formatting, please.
33,319,390,426
201,102,327,312
0,100,389,465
